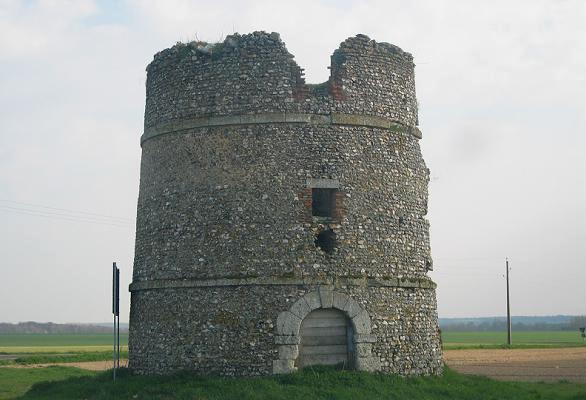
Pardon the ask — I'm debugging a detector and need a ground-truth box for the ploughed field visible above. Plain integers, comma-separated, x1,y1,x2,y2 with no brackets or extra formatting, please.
445,347,586,383
441,331,586,383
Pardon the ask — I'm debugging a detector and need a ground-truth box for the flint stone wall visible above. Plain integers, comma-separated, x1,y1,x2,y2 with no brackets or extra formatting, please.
144,32,417,129
129,31,442,376
129,284,441,376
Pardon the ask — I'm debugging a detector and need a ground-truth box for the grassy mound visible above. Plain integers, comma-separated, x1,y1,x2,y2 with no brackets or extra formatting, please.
4,366,585,400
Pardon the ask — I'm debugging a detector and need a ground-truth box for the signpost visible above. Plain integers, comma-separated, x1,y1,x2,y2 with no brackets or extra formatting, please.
112,262,120,381
505,258,512,346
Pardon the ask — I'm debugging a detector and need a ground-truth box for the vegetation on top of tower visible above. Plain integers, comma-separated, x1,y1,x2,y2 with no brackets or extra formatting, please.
173,40,227,61
306,82,330,97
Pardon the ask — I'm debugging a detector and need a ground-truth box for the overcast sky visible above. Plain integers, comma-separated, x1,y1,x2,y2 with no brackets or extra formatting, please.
1,0,585,323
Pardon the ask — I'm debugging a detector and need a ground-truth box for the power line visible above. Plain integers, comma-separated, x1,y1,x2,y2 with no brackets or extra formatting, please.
0,206,133,229
0,199,133,222
432,264,501,270
431,272,500,277
433,257,504,263
0,204,133,224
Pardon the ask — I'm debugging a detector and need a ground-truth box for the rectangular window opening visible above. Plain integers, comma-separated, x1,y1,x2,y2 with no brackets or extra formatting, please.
312,188,337,218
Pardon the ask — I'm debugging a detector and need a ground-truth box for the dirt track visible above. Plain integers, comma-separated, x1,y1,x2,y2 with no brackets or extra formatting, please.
444,348,586,383
1,359,128,371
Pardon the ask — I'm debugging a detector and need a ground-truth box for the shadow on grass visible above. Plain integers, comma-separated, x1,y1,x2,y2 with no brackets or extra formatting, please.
17,366,586,400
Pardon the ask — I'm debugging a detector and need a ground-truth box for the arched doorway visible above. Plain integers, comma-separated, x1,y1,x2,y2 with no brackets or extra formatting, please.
297,308,354,369
273,288,379,374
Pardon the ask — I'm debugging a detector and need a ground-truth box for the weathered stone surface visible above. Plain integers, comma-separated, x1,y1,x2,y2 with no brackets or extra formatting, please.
275,335,300,345
354,333,377,343
352,310,372,334
343,298,363,319
276,312,301,336
332,292,349,311
273,359,296,374
144,112,423,144
355,343,372,357
303,291,321,311
318,286,334,309
289,297,311,319
410,126,423,139
356,356,381,372
278,345,299,360
306,178,339,189
129,31,442,377
141,33,419,131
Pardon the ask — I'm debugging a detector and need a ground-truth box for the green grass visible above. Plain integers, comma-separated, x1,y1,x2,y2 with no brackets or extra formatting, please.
0,334,129,366
0,366,95,400
442,331,586,349
9,351,129,365
0,334,128,354
1,366,584,400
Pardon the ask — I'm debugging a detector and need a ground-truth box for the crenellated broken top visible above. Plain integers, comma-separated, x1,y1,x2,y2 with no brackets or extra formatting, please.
148,32,412,70
144,31,419,133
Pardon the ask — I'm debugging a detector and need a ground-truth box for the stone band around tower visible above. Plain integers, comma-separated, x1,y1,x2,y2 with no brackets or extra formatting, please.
129,275,437,292
141,113,423,145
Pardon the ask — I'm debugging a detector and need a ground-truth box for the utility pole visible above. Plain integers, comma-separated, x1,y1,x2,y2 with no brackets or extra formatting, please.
506,257,512,346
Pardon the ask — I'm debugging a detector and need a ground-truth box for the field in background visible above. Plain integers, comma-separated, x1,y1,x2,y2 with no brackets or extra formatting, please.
0,334,128,355
1,331,584,354
0,331,582,366
442,331,585,349
0,334,128,349
0,334,128,366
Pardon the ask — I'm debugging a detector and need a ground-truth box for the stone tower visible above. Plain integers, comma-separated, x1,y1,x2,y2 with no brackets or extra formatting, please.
129,32,443,376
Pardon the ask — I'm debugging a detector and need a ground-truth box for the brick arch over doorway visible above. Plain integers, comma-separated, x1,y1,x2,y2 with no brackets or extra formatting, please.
273,286,381,374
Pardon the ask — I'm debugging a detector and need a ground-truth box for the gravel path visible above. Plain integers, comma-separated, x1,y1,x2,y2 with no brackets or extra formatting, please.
1,359,128,371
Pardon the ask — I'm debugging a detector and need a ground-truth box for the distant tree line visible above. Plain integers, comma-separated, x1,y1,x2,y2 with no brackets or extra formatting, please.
568,316,586,329
440,316,586,332
0,321,128,334
2,317,584,334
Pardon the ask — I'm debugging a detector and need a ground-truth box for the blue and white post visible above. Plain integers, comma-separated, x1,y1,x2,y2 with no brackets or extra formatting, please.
112,262,120,380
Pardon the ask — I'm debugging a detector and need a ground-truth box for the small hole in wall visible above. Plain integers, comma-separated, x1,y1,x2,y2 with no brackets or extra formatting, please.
315,228,337,254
